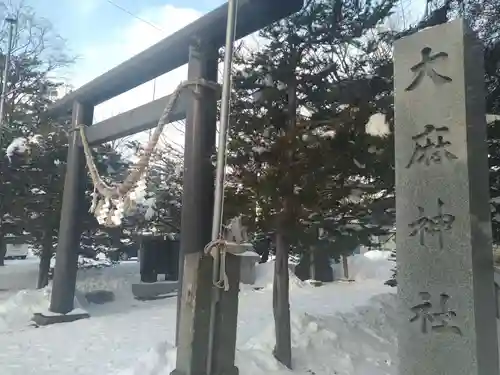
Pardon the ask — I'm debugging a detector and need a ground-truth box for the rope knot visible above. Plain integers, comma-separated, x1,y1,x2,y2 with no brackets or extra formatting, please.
204,217,255,292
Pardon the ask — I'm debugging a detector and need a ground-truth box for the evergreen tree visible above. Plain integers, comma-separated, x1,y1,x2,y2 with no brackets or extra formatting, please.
227,0,397,366
22,129,130,287
0,2,72,266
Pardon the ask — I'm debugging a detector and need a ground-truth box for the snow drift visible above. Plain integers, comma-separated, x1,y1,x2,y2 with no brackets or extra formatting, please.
250,260,306,290
117,294,398,375
0,261,140,332
347,250,393,281
118,252,395,375
0,250,396,375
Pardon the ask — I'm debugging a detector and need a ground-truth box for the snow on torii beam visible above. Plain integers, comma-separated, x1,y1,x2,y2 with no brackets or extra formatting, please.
47,0,304,145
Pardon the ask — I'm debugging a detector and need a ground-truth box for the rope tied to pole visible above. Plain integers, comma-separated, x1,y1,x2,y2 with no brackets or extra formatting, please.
205,239,230,291
204,216,254,291
77,78,220,227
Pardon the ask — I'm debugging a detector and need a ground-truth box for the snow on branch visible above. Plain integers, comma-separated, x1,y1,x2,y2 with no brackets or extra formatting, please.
5,135,43,161
365,113,390,137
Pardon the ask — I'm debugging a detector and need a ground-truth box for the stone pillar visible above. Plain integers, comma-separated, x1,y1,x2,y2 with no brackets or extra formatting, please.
210,253,241,375
50,101,94,315
172,40,218,375
394,19,499,375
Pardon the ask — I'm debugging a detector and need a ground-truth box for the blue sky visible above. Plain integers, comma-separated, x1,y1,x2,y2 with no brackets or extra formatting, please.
7,0,225,127
30,0,224,56
23,0,225,89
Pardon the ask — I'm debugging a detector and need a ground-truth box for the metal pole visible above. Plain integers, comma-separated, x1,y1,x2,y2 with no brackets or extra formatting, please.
0,17,17,142
211,0,238,240
207,0,238,374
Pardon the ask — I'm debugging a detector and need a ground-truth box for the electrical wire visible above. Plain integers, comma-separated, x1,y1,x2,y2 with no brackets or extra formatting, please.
105,0,163,31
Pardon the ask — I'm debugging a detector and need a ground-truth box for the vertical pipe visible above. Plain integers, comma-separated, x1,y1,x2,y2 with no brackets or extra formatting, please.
211,0,238,239
207,1,238,374
50,101,94,314
175,228,183,345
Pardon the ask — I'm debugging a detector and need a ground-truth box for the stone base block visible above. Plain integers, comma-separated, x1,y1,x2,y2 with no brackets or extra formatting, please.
170,365,238,375
32,308,90,326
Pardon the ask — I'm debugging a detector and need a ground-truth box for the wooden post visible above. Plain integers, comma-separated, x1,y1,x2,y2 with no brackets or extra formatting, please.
50,101,93,314
172,40,218,375
32,101,94,326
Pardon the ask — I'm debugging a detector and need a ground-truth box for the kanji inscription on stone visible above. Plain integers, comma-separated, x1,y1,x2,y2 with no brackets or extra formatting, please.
395,19,498,375
405,47,453,91
406,124,458,168
409,292,462,336
408,198,455,249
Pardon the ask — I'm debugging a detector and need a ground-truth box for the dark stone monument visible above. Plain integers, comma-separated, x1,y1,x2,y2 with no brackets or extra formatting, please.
394,19,499,375
139,235,180,283
132,235,180,300
239,252,260,285
294,249,333,282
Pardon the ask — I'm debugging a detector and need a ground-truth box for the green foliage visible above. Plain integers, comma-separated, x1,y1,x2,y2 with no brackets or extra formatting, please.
0,1,74,265
0,57,62,242
24,131,132,257
0,6,130,258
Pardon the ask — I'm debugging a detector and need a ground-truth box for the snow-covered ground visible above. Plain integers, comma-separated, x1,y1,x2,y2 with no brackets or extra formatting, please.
0,253,40,292
0,251,396,375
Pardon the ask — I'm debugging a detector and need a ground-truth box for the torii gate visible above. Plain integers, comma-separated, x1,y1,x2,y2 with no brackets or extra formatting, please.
33,1,304,375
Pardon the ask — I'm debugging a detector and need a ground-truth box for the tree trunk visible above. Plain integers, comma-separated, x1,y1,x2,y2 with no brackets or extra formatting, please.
37,231,53,289
271,55,297,369
260,239,270,263
0,233,6,266
273,229,292,369
342,254,349,279
309,247,316,280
